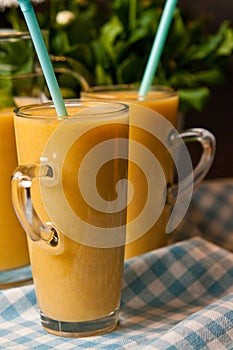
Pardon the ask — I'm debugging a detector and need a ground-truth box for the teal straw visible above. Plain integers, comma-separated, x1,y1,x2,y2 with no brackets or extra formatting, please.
139,0,178,96
17,0,68,116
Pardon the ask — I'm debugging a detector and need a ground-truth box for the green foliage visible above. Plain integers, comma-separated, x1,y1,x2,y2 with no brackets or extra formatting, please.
3,0,233,112
0,34,34,76
0,88,16,109
0,31,36,109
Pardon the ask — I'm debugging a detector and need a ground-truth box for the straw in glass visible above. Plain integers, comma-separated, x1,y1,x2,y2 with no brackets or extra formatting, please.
17,0,68,116
139,0,178,96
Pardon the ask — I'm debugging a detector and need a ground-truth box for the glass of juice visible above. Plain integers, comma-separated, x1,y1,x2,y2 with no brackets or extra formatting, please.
11,100,129,337
82,85,216,259
0,29,45,287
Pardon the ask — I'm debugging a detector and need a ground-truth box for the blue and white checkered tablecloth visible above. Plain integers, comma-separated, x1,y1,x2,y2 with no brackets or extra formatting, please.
169,178,233,251
1,236,233,349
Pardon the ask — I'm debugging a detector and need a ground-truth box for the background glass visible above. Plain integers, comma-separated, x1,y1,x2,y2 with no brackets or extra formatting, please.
0,29,45,288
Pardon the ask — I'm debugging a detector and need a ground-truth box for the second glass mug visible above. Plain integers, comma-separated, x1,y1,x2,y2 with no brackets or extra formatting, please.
82,85,216,259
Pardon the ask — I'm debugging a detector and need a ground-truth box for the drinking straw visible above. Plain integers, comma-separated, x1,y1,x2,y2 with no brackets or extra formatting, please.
17,0,68,116
138,0,178,96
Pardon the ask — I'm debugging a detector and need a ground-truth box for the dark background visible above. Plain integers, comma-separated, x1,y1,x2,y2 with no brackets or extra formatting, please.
178,0,233,179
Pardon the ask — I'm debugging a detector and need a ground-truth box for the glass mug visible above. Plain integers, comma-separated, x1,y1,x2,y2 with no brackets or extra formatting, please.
0,30,89,288
11,100,129,337
0,29,46,288
82,85,216,259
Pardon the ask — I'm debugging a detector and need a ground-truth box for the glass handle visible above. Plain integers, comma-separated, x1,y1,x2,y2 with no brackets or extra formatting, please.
50,55,90,92
11,163,59,247
168,128,216,203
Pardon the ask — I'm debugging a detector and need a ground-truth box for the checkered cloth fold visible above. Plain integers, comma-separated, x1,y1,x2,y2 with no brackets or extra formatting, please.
1,237,233,349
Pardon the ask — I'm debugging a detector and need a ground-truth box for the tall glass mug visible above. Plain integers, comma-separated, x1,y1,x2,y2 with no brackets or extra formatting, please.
11,100,129,337
82,85,216,259
0,29,46,287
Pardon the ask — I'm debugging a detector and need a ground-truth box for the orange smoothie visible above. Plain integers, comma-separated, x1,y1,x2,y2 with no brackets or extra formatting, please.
0,107,30,272
13,102,129,334
82,86,179,258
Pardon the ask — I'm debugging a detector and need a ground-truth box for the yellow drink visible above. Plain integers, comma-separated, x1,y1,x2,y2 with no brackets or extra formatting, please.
0,108,30,273
13,101,129,336
82,86,179,258
87,89,178,125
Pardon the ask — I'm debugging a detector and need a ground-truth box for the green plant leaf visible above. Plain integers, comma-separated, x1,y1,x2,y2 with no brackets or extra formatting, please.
0,88,16,109
116,53,144,83
100,15,124,47
184,21,233,61
194,68,225,86
217,25,233,56
95,64,113,85
179,87,210,113
168,68,225,88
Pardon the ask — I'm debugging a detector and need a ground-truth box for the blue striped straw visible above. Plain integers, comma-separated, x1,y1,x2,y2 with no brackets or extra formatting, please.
17,0,68,116
139,0,178,96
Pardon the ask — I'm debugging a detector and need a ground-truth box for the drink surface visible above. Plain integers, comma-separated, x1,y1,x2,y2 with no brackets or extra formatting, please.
87,89,178,122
